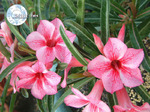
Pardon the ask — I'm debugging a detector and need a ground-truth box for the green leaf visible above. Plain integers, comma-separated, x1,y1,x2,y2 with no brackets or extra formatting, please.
34,0,42,24
85,0,100,11
48,95,54,112
29,12,34,32
129,22,150,72
110,0,127,15
60,26,88,66
64,20,99,52
37,99,47,112
76,0,85,26
136,7,150,19
68,73,85,79
0,75,11,112
0,56,35,82
57,0,77,17
134,85,150,103
0,40,11,61
5,19,28,47
138,18,150,39
101,0,110,44
138,0,150,11
52,77,95,111
9,93,17,112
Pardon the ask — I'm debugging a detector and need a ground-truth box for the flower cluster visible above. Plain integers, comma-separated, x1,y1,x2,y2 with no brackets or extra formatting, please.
0,18,149,112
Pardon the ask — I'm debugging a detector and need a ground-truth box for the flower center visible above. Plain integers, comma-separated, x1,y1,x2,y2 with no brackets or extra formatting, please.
111,60,121,70
35,72,44,79
46,39,56,47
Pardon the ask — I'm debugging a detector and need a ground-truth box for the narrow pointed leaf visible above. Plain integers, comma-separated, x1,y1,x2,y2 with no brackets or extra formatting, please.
5,19,27,47
101,0,110,44
0,40,11,60
52,77,95,111
64,20,99,52
76,0,85,26
138,18,150,39
129,22,150,72
0,75,11,112
136,7,150,19
134,85,150,103
110,0,127,15
57,0,77,17
9,93,17,112
59,26,88,66
0,56,35,82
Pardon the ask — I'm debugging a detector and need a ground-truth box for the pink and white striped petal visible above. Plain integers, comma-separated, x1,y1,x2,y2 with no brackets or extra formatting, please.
44,71,61,86
120,48,144,69
37,20,55,41
120,67,143,87
103,38,127,60
16,66,35,79
17,77,36,89
31,79,46,99
102,69,124,94
26,32,46,50
87,80,103,101
64,95,89,108
88,55,111,79
32,61,47,73
36,46,55,64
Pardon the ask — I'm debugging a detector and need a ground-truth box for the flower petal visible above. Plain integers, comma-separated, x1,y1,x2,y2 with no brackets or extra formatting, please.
71,87,88,100
103,38,127,60
117,24,125,42
17,77,36,89
1,21,13,47
51,18,64,39
61,68,70,88
16,66,35,79
93,34,104,54
36,46,55,64
102,69,124,93
37,20,55,40
88,55,111,79
120,67,143,87
120,48,144,69
31,79,46,99
96,101,111,112
44,71,61,86
113,105,126,112
115,87,132,109
32,61,47,73
64,95,89,108
42,78,58,95
54,45,72,64
82,104,94,112
26,32,46,50
87,80,103,100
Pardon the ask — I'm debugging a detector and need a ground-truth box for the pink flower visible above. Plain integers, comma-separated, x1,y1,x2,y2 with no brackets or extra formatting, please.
16,61,61,99
113,87,150,112
88,25,144,93
26,18,76,64
0,21,13,47
64,80,111,112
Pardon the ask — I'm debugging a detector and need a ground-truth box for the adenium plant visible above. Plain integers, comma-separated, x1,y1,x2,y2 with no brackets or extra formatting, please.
0,0,150,112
